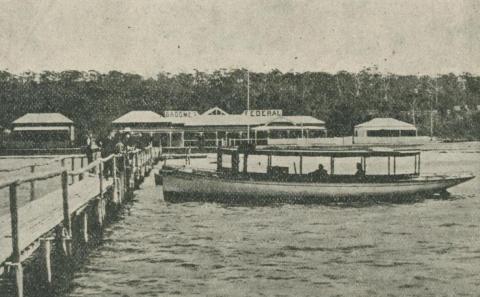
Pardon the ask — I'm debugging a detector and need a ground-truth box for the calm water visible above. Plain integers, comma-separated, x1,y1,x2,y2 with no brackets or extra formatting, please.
2,144,480,296
61,142,480,297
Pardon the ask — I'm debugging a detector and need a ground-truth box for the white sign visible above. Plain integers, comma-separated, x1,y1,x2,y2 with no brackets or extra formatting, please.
164,110,199,117
242,109,283,117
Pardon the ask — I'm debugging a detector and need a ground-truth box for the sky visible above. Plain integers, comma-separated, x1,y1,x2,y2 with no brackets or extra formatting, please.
0,0,479,76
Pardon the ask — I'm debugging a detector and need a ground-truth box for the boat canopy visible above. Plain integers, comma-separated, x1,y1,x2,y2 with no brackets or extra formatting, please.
220,147,420,158
217,147,421,177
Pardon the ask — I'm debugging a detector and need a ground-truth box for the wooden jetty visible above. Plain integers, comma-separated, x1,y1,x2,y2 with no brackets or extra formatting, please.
0,147,159,297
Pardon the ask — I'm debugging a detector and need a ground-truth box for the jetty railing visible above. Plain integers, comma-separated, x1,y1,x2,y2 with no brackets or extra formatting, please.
0,146,159,297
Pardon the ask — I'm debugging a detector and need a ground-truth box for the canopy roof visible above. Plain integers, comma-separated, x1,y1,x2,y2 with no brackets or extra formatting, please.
112,111,165,124
14,126,70,131
13,113,73,125
355,118,416,130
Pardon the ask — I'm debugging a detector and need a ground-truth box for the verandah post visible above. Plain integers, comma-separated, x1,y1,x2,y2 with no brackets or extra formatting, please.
217,146,223,172
71,156,76,184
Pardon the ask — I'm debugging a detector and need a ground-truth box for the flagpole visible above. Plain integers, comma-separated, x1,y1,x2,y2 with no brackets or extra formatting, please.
247,70,250,143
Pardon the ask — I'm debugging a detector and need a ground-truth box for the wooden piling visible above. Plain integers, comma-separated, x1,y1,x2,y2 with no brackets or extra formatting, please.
61,171,72,256
80,157,85,181
6,262,23,297
99,162,104,200
112,156,118,204
9,182,23,297
95,198,103,228
80,211,89,243
40,237,54,284
29,165,36,201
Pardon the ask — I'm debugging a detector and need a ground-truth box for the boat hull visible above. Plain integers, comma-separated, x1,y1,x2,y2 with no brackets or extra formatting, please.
160,171,474,203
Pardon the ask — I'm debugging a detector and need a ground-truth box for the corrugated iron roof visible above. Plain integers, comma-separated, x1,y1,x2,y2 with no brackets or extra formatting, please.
112,111,166,124
183,115,325,127
111,110,325,127
355,118,416,129
12,113,73,124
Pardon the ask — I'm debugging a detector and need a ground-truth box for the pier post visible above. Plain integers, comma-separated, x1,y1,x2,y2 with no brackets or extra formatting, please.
79,157,85,181
30,165,36,201
61,171,72,256
40,237,54,284
112,156,118,204
8,182,24,297
80,210,89,243
61,158,65,168
99,162,104,199
5,262,23,297
95,198,103,228
98,162,106,221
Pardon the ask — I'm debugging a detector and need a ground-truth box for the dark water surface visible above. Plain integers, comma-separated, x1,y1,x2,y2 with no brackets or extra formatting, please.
53,143,480,296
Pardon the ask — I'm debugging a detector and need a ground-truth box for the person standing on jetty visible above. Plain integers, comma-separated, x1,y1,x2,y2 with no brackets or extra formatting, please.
102,131,116,178
85,131,94,164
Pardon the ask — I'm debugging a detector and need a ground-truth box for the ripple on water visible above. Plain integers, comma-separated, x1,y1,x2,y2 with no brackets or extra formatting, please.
64,145,480,297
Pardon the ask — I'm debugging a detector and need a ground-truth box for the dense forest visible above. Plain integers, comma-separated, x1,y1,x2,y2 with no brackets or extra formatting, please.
1,68,480,141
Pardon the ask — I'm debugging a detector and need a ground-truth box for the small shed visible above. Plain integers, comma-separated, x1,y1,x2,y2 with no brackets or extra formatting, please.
11,113,75,147
354,118,417,138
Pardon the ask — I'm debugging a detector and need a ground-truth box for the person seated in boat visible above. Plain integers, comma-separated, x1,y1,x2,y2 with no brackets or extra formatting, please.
309,164,329,181
355,162,366,178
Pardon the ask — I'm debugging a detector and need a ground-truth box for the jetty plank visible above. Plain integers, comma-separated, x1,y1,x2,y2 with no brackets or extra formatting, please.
0,175,113,266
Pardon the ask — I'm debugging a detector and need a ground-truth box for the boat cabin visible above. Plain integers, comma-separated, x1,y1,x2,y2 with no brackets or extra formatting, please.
217,147,421,182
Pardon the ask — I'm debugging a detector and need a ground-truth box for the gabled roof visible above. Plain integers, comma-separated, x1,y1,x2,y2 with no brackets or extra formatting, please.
13,113,73,124
264,116,295,126
202,107,229,115
112,111,165,124
284,116,325,125
355,118,416,130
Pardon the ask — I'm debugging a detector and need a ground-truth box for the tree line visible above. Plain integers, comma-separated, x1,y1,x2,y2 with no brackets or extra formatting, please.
1,67,480,142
